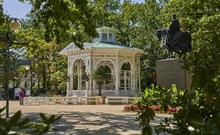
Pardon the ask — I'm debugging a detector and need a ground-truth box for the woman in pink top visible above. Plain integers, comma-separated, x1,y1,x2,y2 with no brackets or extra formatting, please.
19,88,25,105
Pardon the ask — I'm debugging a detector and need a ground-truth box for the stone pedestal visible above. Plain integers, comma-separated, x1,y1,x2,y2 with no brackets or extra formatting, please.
156,58,192,90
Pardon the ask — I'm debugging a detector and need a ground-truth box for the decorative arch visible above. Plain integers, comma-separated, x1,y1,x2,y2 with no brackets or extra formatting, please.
69,57,87,91
95,65,114,90
95,58,116,72
97,64,113,73
119,60,133,91
119,59,133,71
70,56,88,73
93,59,117,92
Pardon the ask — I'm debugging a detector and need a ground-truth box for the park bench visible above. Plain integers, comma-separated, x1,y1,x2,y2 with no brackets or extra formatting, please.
105,96,134,105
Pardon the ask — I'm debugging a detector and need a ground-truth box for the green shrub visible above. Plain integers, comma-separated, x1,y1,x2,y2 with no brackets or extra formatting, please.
136,83,220,135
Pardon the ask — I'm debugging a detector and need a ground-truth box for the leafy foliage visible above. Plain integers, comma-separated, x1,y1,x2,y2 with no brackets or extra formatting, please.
0,14,25,95
134,0,220,134
20,0,98,47
91,66,112,96
15,20,68,94
135,85,171,135
0,3,4,25
136,83,220,135
1,0,164,94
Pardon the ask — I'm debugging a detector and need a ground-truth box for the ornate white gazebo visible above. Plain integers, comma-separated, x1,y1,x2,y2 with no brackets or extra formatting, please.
60,26,144,97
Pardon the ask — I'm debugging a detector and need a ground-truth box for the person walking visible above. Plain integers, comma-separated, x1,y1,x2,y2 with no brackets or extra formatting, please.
19,88,25,105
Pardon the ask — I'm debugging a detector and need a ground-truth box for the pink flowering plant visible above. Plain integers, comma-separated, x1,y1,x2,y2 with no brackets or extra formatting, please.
123,105,178,113
133,82,220,135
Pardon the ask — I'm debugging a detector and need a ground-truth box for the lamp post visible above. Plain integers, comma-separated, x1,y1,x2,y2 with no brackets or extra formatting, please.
25,65,31,96
2,18,22,118
26,60,33,96
33,57,40,96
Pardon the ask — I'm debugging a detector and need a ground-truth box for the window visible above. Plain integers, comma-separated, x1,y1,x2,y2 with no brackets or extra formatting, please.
109,33,113,41
102,33,107,41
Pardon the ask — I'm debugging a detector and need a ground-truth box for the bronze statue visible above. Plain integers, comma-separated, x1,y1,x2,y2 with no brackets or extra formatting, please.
156,15,192,58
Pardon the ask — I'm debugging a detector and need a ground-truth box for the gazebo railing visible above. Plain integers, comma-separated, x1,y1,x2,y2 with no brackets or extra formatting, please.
23,96,135,105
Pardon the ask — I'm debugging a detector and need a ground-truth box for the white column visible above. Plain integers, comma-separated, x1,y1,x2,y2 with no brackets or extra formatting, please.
132,58,135,92
134,57,138,91
85,57,89,95
124,71,126,90
77,65,80,91
115,53,119,96
131,71,133,90
66,82,70,96
88,55,92,96
89,71,92,96
70,72,73,90
93,56,97,95
67,58,70,96
85,71,89,97
107,31,109,42
69,58,74,91
115,71,119,96
71,58,75,91
138,57,141,91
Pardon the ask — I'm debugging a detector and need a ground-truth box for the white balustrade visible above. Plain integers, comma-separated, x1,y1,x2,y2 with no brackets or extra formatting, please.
23,96,135,105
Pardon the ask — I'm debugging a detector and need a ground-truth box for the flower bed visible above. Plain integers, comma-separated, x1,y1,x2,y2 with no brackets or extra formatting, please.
123,105,178,113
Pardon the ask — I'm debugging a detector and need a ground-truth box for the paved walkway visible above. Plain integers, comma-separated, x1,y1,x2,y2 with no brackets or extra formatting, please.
0,101,170,135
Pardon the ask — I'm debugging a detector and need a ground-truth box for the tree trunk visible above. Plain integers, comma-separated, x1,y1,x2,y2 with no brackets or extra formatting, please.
42,63,46,91
97,83,102,96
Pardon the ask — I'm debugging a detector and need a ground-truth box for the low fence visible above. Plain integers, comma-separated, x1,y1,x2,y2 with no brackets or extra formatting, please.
24,96,135,105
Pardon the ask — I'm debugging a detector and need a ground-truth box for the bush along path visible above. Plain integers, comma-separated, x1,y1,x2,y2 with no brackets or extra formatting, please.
134,85,220,135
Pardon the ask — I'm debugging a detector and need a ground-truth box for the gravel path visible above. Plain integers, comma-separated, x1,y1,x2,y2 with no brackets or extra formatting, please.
0,101,170,135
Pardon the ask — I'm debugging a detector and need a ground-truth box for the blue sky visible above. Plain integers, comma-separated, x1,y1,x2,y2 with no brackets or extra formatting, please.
3,0,145,19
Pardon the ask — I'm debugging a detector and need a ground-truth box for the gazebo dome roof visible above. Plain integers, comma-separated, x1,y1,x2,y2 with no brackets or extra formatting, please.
60,26,144,56
85,42,140,49
60,41,144,56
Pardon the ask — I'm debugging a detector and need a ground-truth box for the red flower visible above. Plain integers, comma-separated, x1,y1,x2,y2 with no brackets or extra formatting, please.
150,106,160,111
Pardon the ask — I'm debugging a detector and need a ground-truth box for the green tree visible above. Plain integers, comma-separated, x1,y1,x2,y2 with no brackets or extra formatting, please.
91,0,163,89
91,66,112,96
19,0,98,48
0,10,25,97
161,0,220,101
136,0,220,134
0,3,4,25
90,0,121,27
17,21,68,94
119,1,161,89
